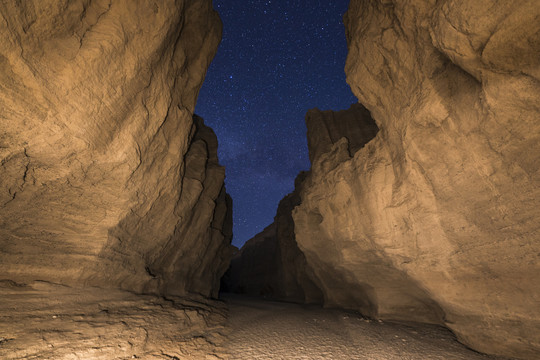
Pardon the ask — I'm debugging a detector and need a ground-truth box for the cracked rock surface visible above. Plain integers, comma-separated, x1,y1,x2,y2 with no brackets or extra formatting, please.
0,0,232,297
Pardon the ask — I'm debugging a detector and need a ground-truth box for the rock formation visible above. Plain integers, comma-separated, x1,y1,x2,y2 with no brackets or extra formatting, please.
294,1,540,359
0,0,232,297
0,280,229,359
272,172,324,304
224,223,280,297
306,103,379,164
224,171,323,304
225,104,378,305
226,1,540,358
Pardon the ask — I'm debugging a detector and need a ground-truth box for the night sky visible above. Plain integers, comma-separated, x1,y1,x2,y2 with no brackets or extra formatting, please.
195,0,357,248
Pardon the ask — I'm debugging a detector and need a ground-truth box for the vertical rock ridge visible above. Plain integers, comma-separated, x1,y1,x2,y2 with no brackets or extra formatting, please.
224,104,380,306
293,1,540,358
0,0,232,298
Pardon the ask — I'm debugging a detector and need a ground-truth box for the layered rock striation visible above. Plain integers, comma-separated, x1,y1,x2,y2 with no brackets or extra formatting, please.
294,1,540,359
0,280,229,359
0,0,232,298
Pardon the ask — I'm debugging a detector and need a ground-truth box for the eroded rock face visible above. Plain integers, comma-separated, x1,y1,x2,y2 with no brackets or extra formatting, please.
293,1,540,358
224,104,381,305
0,280,228,359
0,0,232,298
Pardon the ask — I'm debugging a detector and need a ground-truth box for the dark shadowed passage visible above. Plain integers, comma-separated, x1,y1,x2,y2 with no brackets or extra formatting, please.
195,0,357,247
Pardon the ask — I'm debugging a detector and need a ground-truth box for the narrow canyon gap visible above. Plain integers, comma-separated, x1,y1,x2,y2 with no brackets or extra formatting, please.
1,1,539,360
195,0,358,248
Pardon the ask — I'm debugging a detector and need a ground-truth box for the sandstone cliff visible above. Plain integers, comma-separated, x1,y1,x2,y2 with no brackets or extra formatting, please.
0,0,232,298
224,104,379,305
292,1,540,359
306,103,379,164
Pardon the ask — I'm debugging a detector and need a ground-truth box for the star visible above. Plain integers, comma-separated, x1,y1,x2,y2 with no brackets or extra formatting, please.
196,0,356,247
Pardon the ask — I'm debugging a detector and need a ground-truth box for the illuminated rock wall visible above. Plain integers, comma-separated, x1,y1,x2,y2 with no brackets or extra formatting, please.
0,0,232,297
225,104,379,305
293,1,540,358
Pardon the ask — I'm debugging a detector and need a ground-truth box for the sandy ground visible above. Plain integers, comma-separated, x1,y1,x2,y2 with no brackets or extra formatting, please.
0,283,515,360
223,294,511,360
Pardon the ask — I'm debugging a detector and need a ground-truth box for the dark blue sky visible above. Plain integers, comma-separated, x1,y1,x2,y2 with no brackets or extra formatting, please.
196,0,357,248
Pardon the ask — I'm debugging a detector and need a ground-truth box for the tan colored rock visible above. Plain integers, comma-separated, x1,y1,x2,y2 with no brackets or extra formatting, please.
273,172,324,304
0,280,228,359
0,0,232,297
292,0,540,359
224,104,381,304
306,103,379,164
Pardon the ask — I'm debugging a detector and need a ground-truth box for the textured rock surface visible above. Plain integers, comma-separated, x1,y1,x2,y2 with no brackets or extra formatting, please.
224,172,322,303
0,280,228,359
224,104,380,304
292,0,540,359
0,0,233,297
306,103,379,164
272,172,323,304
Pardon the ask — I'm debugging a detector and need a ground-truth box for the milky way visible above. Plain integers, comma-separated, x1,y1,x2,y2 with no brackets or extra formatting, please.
195,0,357,247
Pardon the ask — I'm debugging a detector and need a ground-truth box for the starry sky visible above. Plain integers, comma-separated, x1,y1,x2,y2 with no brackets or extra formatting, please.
195,0,357,248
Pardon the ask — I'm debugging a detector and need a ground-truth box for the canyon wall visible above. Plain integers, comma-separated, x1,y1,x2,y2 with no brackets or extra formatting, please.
0,0,232,298
293,0,540,358
224,172,323,304
225,1,539,358
224,104,378,305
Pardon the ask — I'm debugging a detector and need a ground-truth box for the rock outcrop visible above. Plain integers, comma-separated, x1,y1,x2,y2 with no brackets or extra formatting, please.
225,104,379,305
223,172,322,304
224,172,323,303
306,103,379,164
0,0,232,298
292,1,540,359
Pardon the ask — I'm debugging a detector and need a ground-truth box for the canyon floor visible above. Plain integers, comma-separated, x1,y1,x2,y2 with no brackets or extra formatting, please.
224,294,512,360
0,283,515,360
